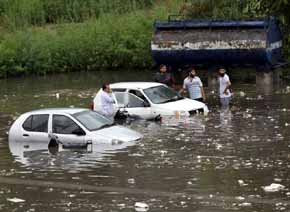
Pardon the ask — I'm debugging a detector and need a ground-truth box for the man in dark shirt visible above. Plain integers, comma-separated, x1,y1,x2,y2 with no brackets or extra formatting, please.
154,64,174,87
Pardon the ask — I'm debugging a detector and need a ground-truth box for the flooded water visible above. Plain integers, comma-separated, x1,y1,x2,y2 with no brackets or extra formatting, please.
1,70,290,211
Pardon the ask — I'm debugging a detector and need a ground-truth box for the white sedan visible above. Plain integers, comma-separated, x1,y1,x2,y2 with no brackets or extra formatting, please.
92,82,209,120
8,108,142,148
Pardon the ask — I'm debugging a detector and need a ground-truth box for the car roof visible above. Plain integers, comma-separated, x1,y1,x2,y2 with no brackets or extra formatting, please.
25,108,88,115
110,82,164,90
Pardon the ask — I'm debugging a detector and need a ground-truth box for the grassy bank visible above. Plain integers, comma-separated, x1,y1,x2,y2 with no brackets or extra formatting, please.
0,1,182,78
0,13,153,77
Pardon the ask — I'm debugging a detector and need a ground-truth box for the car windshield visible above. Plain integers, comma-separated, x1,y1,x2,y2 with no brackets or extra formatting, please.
72,110,114,131
143,85,183,104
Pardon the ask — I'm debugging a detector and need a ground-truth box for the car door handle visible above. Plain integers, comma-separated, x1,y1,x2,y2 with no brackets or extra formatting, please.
23,134,29,137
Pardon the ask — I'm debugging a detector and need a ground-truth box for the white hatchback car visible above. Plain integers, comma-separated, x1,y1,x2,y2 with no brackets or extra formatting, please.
8,108,142,148
92,82,209,120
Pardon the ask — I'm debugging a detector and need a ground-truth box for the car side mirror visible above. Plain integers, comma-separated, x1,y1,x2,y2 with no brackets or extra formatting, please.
143,101,150,107
72,128,86,136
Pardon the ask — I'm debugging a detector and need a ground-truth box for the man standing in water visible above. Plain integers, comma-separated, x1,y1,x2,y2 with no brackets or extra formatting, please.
100,83,115,118
154,64,174,87
180,68,206,102
218,68,231,108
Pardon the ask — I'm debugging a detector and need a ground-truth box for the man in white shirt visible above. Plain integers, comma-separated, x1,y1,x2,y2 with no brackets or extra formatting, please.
218,68,231,107
180,68,206,102
100,84,115,118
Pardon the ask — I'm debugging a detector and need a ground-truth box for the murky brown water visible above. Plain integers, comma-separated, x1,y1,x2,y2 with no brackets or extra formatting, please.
1,70,290,211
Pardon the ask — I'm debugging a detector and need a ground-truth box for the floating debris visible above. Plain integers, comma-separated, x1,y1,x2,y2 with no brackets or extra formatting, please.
216,143,223,150
243,113,252,119
128,178,135,184
7,197,25,203
159,150,167,156
274,178,282,182
238,180,248,186
239,202,252,207
135,202,149,212
263,183,285,192
117,203,126,208
129,153,144,157
235,196,245,201
239,91,246,97
77,94,85,99
180,201,187,206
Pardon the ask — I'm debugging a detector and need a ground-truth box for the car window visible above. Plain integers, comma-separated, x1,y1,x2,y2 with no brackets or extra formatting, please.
73,110,113,131
143,85,182,104
127,94,145,108
53,115,84,135
129,90,147,101
114,92,127,106
114,92,146,108
22,114,49,133
112,88,126,92
22,116,32,131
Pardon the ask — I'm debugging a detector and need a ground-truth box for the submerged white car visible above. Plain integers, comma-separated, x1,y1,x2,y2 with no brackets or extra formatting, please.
92,82,209,120
8,108,142,148
9,134,138,167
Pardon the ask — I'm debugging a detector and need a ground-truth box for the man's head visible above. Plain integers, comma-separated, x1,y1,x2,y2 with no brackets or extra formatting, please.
189,68,196,78
159,64,167,73
102,83,111,93
219,68,226,77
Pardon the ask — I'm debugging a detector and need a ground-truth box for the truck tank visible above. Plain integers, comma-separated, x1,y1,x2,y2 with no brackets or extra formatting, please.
151,17,283,69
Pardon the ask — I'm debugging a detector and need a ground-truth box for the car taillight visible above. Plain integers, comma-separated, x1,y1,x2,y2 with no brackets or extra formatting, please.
90,102,94,110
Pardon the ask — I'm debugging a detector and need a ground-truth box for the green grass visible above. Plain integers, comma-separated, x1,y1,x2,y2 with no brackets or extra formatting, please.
0,1,180,77
0,0,155,29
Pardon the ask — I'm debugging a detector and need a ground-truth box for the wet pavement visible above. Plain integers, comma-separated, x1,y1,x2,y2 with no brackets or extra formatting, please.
1,70,290,211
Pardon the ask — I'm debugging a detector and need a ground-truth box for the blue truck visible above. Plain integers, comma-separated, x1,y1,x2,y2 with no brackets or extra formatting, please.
151,17,285,70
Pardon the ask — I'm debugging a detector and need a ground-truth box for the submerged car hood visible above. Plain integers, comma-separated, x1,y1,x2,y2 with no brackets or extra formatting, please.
91,125,142,142
155,98,205,111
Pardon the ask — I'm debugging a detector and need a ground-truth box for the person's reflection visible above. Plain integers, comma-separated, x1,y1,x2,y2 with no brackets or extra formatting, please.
184,116,206,133
256,72,274,97
219,108,233,133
